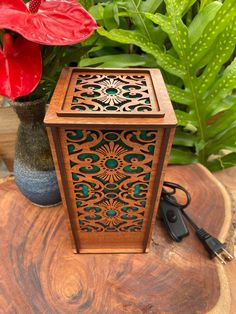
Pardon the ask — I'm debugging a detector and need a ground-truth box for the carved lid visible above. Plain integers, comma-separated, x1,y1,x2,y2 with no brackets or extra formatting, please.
44,67,177,126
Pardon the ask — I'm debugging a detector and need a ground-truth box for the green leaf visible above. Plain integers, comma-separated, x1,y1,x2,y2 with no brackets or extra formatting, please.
122,0,160,42
204,58,236,117
80,32,99,46
195,21,236,97
60,45,94,65
145,13,189,58
169,148,198,164
188,2,222,45
199,0,215,12
206,105,236,140
79,54,152,67
142,12,174,47
103,3,119,30
169,18,190,58
207,152,236,172
97,27,186,78
207,96,236,120
144,12,171,30
173,129,196,147
190,0,236,65
175,109,197,127
79,0,94,11
166,85,192,105
184,123,198,133
145,0,236,169
205,123,236,155
140,0,163,13
165,0,195,17
72,0,236,171
195,139,206,155
89,3,104,20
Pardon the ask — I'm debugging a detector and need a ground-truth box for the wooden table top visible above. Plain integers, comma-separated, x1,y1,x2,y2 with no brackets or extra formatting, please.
0,164,235,314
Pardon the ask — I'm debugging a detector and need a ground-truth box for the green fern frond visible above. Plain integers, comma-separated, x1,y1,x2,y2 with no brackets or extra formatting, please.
94,0,236,171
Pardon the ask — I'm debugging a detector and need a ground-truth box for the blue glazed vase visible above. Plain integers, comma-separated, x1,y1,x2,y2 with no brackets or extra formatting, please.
11,98,61,207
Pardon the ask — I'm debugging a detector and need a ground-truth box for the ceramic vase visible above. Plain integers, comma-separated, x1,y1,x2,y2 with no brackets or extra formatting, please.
11,97,61,207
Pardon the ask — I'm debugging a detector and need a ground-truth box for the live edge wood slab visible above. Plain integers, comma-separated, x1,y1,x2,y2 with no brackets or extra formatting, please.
0,164,233,314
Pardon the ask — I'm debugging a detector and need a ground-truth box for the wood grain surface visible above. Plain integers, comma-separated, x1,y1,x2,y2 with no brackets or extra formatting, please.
0,164,233,314
214,166,236,314
0,107,19,171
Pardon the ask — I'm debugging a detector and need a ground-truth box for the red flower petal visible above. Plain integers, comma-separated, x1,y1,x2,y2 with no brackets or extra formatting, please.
0,0,97,45
0,34,42,100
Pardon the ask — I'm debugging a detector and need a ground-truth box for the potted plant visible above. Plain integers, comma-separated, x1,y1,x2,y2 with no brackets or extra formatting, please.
0,0,96,206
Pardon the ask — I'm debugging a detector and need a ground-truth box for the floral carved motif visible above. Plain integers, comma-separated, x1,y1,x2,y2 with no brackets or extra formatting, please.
70,74,156,113
65,129,158,232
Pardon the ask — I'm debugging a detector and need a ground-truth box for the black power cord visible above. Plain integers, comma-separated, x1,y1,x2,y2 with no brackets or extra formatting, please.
159,181,234,265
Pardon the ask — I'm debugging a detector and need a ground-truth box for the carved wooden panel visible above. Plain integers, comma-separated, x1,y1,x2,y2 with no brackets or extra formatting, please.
71,74,154,112
62,129,159,233
59,70,163,117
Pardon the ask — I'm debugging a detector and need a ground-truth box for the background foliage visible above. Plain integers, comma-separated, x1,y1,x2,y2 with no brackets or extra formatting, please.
76,0,236,172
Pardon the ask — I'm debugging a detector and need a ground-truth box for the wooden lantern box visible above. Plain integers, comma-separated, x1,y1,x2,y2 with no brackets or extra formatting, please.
44,67,177,253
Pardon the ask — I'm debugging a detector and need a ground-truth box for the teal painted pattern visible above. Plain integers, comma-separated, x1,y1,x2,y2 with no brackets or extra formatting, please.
65,129,158,232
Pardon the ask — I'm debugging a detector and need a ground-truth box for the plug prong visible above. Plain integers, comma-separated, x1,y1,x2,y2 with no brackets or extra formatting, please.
222,248,234,260
215,252,227,265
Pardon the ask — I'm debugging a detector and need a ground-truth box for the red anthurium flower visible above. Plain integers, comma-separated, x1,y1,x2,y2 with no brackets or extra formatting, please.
0,33,42,100
0,0,97,45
